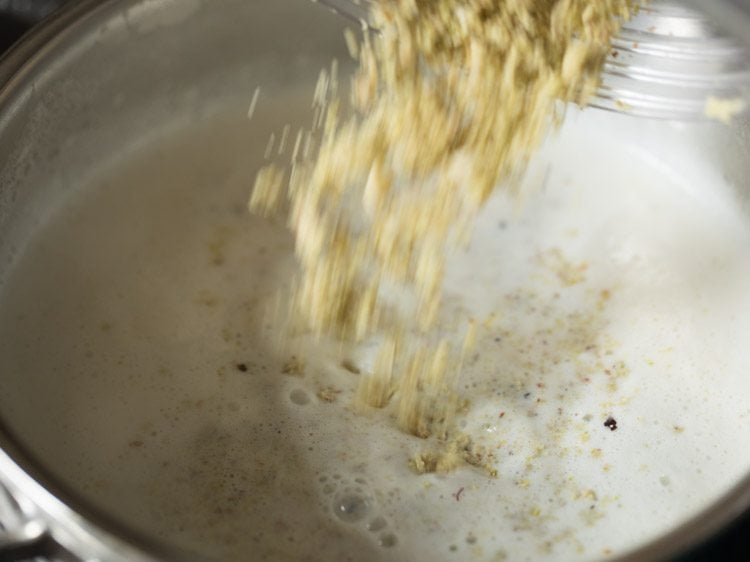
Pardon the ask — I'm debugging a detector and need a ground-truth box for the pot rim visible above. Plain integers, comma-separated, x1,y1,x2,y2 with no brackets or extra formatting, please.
0,1,748,561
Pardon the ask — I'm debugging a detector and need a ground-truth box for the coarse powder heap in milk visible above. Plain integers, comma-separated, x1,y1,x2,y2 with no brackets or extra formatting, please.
250,0,643,464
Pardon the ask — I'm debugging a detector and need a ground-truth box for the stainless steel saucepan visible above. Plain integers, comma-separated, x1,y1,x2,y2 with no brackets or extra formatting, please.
0,1,749,561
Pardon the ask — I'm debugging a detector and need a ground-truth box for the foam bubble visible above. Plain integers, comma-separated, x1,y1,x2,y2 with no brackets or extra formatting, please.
332,492,370,523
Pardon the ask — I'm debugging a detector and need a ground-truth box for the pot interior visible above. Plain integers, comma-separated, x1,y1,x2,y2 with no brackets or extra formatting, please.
1,1,750,561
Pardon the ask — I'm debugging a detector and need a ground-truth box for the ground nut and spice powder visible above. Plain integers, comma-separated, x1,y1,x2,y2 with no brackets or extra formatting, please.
250,0,641,468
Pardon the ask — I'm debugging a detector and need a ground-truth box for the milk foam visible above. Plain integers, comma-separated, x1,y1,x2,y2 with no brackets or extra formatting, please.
0,94,748,562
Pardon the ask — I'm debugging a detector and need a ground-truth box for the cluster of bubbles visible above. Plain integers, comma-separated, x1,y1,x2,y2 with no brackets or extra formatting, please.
318,473,398,549
287,384,398,548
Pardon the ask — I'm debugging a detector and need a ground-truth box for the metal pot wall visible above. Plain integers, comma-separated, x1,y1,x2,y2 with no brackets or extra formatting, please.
0,1,749,561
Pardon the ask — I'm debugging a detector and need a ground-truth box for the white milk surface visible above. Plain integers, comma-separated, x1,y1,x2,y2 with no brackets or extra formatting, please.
0,93,749,562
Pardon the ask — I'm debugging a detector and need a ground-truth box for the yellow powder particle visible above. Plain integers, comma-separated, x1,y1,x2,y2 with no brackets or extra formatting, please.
705,95,746,125
281,356,305,377
317,386,342,403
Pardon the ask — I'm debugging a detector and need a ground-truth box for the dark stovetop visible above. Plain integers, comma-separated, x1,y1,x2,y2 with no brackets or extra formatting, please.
0,2,748,561
0,15,30,54
0,0,63,52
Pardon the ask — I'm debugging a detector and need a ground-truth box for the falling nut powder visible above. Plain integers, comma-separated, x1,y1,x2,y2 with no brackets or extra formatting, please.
250,0,641,466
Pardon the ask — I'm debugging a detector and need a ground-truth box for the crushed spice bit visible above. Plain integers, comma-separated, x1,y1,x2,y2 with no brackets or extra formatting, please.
410,434,497,477
236,363,248,373
317,386,342,403
281,356,305,376
604,416,618,431
541,248,589,286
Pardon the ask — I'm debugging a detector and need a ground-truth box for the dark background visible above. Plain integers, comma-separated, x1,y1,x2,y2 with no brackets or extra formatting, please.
0,1,748,561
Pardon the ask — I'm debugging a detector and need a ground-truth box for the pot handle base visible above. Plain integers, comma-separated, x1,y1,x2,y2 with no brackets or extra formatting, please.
0,483,76,562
